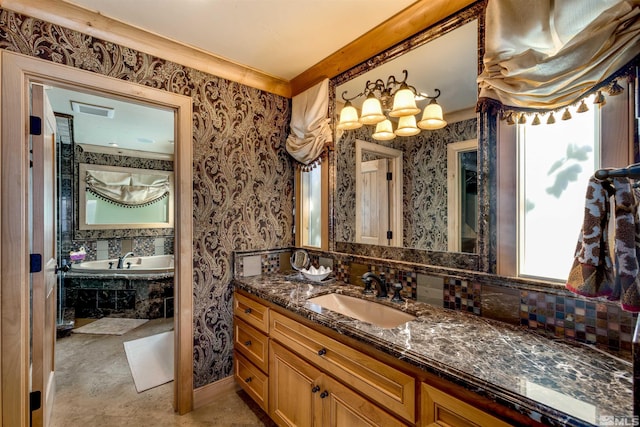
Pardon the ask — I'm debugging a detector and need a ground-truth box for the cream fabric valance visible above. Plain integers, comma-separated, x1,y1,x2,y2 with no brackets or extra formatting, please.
286,79,333,169
477,0,640,112
85,169,170,207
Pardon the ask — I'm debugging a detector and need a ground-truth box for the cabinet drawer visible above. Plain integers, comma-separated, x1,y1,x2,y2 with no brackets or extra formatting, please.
234,317,269,373
234,350,268,412
421,383,513,427
270,311,415,423
234,291,269,333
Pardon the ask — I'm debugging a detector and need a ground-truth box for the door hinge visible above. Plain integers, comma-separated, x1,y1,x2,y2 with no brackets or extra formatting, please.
386,231,393,240
30,253,42,273
30,391,41,412
29,115,42,136
386,172,392,181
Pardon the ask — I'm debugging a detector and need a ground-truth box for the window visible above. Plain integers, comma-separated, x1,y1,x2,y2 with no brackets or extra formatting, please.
296,162,328,249
517,97,599,280
498,90,634,282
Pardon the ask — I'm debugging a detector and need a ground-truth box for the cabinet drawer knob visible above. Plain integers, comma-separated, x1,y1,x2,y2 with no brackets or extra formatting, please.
317,348,327,356
244,308,252,314
244,340,252,346
311,385,320,393
245,377,252,383
320,390,328,399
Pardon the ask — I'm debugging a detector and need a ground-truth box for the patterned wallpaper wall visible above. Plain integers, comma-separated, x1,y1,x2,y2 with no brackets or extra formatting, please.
0,9,294,387
335,118,477,251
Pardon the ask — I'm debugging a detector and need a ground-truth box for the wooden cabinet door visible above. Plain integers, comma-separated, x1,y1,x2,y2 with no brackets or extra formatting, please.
269,342,322,427
319,374,409,427
421,383,513,427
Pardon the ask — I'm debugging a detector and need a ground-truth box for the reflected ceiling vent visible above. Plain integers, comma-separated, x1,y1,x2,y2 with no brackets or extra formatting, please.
70,100,115,118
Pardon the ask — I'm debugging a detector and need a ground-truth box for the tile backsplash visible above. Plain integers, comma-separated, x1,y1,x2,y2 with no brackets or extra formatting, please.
234,248,638,356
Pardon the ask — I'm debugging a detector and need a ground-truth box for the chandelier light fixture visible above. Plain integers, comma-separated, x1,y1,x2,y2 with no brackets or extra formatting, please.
336,69,447,141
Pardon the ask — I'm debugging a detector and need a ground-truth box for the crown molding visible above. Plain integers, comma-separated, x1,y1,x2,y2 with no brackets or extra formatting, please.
290,0,475,96
0,0,292,97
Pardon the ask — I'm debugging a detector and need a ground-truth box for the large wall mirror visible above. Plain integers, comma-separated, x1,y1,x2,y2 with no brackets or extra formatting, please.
78,163,174,230
330,2,485,270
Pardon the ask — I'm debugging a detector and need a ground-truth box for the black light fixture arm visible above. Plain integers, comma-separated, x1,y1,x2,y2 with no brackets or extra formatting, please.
341,69,418,104
418,88,442,102
340,90,363,103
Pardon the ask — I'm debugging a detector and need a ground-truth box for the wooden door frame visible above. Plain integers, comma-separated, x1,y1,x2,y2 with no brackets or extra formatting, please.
0,51,194,426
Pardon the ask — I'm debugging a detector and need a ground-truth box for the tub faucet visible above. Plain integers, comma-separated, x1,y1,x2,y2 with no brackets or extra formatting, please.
117,252,135,269
361,272,388,298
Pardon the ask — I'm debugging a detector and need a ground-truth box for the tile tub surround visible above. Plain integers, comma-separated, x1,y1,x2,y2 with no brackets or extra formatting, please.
234,273,634,427
64,272,174,319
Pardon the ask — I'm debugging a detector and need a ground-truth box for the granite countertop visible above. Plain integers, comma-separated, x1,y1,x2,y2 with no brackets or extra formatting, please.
234,273,634,427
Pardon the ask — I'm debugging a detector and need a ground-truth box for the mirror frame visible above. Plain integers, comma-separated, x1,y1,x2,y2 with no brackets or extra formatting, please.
329,1,489,272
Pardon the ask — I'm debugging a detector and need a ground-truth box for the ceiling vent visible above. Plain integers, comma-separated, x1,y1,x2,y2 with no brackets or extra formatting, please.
70,101,115,118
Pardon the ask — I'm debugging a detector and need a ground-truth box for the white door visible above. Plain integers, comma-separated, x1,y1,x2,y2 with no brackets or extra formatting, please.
30,83,57,427
356,159,389,245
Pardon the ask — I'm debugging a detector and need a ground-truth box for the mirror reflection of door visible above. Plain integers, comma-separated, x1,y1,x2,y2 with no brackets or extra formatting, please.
358,158,389,245
355,139,403,247
447,139,478,253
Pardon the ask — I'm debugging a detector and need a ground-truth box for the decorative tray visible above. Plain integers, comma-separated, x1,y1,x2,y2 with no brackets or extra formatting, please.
284,272,336,286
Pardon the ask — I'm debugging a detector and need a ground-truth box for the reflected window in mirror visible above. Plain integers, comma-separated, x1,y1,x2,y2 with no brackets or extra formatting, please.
447,139,477,253
498,90,635,281
296,162,328,250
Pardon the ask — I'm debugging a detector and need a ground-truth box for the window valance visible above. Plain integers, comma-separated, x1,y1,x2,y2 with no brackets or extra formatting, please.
286,79,333,170
477,0,640,117
85,169,170,208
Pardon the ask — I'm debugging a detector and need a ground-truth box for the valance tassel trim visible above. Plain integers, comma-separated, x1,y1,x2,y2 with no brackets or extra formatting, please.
87,188,169,208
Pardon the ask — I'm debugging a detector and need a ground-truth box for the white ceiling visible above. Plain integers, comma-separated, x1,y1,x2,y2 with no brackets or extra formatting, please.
49,1,477,154
62,0,418,81
337,20,478,117
47,87,175,154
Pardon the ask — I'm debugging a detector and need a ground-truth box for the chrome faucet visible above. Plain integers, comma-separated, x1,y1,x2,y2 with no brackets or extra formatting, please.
361,272,388,298
117,252,135,269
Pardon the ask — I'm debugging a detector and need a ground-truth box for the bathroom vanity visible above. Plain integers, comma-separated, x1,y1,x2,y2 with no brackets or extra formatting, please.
233,273,634,427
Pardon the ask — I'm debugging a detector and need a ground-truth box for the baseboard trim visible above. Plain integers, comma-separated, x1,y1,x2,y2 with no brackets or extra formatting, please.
193,376,238,409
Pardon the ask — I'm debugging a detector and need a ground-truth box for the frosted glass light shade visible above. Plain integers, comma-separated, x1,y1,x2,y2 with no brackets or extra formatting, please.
359,96,385,125
417,100,447,130
389,86,420,118
337,102,362,130
372,119,396,141
394,115,420,136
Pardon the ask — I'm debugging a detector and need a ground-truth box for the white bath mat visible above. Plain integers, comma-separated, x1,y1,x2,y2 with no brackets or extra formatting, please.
72,317,148,335
124,330,174,392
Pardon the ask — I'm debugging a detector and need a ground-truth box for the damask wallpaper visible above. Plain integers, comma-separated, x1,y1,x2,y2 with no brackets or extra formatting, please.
335,118,477,251
0,9,294,387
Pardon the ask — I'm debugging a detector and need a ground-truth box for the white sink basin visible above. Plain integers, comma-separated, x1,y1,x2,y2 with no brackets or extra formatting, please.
307,293,416,329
